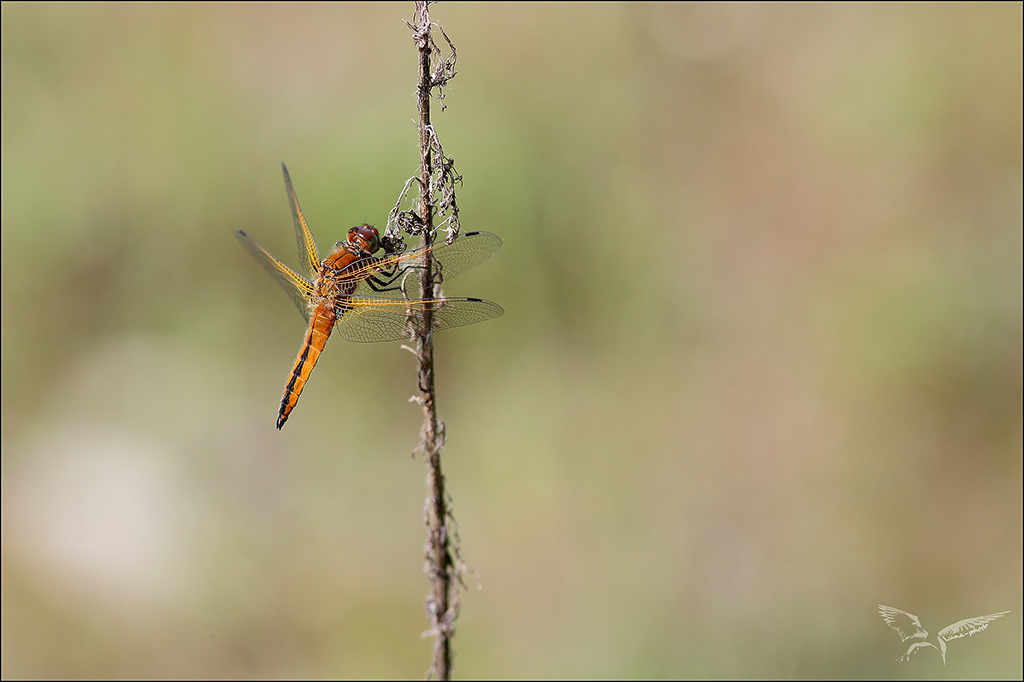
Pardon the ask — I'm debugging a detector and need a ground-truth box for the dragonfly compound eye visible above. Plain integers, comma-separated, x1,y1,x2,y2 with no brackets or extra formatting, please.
348,224,381,254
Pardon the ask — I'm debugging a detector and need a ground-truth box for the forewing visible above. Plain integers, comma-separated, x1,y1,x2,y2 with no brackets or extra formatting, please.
424,230,503,281
335,296,504,343
236,229,314,322
878,605,925,642
282,163,321,279
938,611,1010,642
348,231,503,298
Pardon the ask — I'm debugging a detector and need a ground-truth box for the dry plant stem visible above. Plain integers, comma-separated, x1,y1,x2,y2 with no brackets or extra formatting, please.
411,2,453,679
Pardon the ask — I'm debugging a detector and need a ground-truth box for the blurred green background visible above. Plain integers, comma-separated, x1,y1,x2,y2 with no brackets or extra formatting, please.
2,3,1021,678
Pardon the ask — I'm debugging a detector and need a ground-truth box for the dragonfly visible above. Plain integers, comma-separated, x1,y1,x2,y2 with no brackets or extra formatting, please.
236,163,503,429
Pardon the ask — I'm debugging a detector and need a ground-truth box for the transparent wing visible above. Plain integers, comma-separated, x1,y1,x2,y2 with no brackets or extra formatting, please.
236,229,315,322
347,231,503,299
938,611,1010,642
335,296,504,343
282,163,321,279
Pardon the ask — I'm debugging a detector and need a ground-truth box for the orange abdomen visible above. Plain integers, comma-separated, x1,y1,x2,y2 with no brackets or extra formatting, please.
277,303,336,429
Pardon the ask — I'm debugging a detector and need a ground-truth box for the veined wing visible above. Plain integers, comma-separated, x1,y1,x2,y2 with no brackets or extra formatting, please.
282,163,321,279
938,611,1010,642
236,229,315,322
336,296,504,343
347,231,503,299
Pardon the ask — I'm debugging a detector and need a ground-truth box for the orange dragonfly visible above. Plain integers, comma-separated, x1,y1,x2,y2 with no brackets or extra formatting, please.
236,163,503,429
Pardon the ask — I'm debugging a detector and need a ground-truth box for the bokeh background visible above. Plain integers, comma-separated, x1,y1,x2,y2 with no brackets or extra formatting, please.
2,3,1021,678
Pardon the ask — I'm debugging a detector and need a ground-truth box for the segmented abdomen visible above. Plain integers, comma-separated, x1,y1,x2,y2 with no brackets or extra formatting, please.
277,304,336,429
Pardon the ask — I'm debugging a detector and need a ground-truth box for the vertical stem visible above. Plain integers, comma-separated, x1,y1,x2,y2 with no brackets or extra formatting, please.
412,2,453,679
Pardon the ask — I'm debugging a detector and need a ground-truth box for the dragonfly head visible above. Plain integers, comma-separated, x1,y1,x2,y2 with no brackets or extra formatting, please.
346,224,381,256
